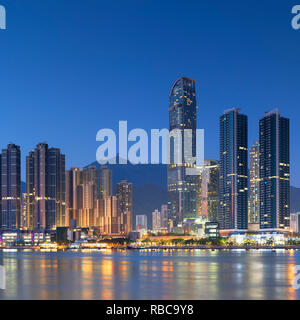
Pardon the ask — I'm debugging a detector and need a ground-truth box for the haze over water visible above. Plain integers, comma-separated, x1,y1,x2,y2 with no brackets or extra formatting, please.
0,250,298,300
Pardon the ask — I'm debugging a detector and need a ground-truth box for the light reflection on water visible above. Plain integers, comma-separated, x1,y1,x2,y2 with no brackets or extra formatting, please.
0,250,299,300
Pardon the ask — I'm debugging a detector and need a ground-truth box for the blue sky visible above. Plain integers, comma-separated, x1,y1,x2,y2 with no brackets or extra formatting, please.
0,0,300,185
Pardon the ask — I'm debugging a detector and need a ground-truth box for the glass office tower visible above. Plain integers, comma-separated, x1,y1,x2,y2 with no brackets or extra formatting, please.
167,77,197,225
259,109,290,231
1,144,21,229
219,108,248,230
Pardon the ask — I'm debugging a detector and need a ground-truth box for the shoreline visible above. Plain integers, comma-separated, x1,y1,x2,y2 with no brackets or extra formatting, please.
1,245,300,252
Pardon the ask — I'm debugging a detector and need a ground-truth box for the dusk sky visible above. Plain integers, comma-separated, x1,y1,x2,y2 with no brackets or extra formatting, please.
0,0,300,185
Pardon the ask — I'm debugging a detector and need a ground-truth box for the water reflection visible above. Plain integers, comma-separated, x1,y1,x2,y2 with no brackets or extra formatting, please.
0,250,299,300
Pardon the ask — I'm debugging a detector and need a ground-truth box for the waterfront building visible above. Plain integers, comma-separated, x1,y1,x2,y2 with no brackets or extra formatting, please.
80,166,99,227
161,204,168,228
1,144,21,230
152,209,161,231
66,167,82,227
66,166,99,228
21,193,27,229
99,196,119,234
26,143,66,231
100,166,112,198
248,141,260,226
116,180,132,234
136,215,147,230
168,77,198,225
259,110,290,231
290,213,300,233
196,159,219,222
219,108,248,231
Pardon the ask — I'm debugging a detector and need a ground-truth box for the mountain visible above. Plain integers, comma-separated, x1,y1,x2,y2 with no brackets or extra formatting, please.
133,184,167,229
86,160,167,190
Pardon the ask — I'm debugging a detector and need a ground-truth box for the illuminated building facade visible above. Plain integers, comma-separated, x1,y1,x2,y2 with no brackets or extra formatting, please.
290,212,300,233
152,209,161,231
259,109,290,230
197,159,219,222
99,196,119,234
1,144,21,229
116,180,132,234
81,166,99,227
100,166,112,198
66,166,99,228
219,108,248,230
161,204,168,228
26,143,66,231
66,167,82,227
248,141,260,225
168,77,197,225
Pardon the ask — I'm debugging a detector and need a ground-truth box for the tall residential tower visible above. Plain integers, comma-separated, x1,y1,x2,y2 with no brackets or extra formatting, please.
259,109,290,231
26,143,66,231
219,108,248,231
1,144,21,229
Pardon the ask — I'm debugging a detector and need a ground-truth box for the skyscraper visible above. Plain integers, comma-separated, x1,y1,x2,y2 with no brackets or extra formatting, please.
196,159,219,222
99,196,118,234
219,108,248,231
259,109,290,231
100,166,112,199
66,166,99,228
1,144,21,229
248,141,260,225
26,143,66,231
168,77,197,225
116,180,132,234
81,166,99,227
66,167,82,227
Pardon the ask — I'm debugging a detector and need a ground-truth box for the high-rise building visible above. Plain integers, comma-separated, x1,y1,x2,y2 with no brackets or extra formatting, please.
290,213,300,233
100,166,112,198
1,144,21,229
66,166,99,228
81,166,99,227
152,209,161,231
219,108,248,231
168,77,198,225
66,167,82,227
136,215,147,230
196,160,219,222
248,141,260,225
26,143,66,231
259,109,290,231
116,181,132,234
99,196,119,234
161,204,168,229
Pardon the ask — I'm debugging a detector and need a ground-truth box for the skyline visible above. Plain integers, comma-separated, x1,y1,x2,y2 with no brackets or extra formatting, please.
0,0,299,186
